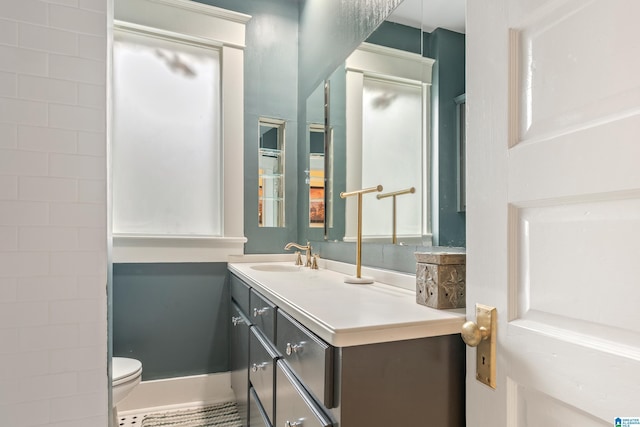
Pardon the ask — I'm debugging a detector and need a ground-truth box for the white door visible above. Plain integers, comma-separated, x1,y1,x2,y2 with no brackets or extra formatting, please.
466,0,640,425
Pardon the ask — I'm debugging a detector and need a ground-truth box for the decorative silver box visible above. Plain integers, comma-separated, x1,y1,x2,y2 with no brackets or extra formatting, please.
415,252,466,309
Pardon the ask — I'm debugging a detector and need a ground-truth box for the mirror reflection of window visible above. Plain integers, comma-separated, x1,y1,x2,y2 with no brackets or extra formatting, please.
344,44,433,244
258,118,285,227
309,124,325,227
362,77,423,240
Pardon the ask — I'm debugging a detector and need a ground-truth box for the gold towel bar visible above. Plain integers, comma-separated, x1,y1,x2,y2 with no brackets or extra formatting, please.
340,185,383,199
376,186,415,199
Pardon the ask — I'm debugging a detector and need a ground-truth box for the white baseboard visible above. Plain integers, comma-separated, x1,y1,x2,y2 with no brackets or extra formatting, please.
117,372,235,414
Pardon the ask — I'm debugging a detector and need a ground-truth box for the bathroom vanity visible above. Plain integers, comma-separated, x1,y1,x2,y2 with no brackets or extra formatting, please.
228,261,466,427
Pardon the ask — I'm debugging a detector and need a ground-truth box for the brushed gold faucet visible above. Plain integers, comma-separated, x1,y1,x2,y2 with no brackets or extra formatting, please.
284,241,312,267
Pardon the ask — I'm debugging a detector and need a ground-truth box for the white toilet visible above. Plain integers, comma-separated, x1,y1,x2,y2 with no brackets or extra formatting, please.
112,357,142,427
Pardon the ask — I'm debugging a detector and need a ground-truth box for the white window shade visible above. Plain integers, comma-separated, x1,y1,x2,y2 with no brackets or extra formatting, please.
113,32,222,236
362,77,423,237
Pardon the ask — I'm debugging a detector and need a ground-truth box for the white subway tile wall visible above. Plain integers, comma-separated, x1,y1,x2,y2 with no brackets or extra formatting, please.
0,0,108,426
0,123,18,149
18,126,78,154
0,20,19,45
0,70,17,96
18,23,79,56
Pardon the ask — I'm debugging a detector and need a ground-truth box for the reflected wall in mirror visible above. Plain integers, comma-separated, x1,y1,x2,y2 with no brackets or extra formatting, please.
305,72,344,240
259,118,286,227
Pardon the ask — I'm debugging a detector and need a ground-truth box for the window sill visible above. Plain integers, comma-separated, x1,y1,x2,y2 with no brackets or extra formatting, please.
112,234,247,263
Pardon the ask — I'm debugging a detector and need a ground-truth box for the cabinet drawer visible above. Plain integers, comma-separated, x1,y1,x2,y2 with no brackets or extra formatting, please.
276,309,334,408
249,387,272,427
230,273,251,315
250,289,276,341
276,360,334,427
250,327,278,424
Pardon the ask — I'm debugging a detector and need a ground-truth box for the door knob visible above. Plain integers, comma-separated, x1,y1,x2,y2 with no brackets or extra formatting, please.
462,303,496,389
461,320,490,347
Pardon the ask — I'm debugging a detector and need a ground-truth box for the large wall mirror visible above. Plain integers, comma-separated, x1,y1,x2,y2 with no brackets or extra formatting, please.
302,0,466,248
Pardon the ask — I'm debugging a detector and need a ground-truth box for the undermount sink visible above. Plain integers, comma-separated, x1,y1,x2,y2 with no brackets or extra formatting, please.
250,264,301,272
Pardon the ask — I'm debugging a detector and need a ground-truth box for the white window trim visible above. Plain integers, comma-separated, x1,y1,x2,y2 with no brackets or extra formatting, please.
111,0,250,263
344,43,435,244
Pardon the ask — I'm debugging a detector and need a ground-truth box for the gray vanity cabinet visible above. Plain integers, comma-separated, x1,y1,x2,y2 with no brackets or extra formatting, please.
229,271,465,427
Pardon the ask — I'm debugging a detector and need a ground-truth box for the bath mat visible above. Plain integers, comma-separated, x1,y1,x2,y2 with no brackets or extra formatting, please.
140,401,242,427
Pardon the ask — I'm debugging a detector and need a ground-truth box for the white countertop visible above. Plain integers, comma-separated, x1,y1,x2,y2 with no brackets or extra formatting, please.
228,259,465,347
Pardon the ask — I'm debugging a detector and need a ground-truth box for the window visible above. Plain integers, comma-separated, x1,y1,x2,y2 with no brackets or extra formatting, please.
112,0,249,262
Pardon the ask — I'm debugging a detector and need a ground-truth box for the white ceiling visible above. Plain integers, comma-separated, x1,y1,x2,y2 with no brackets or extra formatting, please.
387,0,466,34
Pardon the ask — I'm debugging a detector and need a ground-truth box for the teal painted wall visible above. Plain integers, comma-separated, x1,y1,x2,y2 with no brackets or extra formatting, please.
196,0,300,253
366,21,423,54
113,263,229,380
428,28,466,247
298,0,400,100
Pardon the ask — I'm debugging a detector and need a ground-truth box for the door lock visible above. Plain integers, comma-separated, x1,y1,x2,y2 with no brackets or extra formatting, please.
461,303,496,388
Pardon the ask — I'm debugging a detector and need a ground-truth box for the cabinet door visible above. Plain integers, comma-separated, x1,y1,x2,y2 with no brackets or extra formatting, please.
276,360,334,427
230,302,251,426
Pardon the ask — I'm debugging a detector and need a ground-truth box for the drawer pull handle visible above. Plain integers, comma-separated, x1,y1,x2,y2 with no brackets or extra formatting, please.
251,362,268,372
231,316,245,326
253,307,269,317
285,420,303,427
286,342,305,356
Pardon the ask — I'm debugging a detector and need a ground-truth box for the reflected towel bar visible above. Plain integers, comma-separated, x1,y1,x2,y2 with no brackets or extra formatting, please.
340,185,383,283
376,186,415,245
